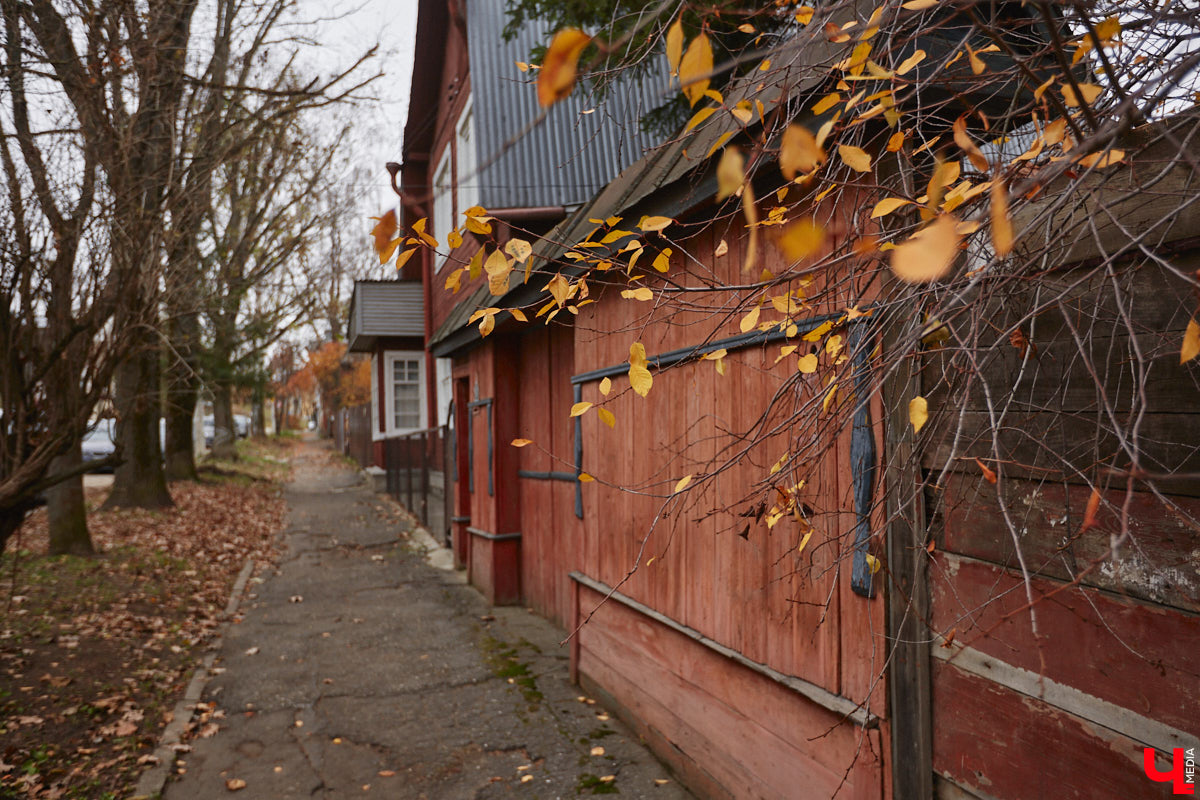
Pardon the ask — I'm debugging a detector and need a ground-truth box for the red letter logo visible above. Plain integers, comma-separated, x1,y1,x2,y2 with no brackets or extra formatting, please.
1144,748,1195,795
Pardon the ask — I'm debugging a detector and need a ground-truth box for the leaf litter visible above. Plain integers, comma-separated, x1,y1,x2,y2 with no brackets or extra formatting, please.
0,438,292,799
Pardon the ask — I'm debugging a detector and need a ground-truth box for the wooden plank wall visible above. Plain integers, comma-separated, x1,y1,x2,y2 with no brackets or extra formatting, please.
922,256,1200,798
523,215,892,798
515,323,583,627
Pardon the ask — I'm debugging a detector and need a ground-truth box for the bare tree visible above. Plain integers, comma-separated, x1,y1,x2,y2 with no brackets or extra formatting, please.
0,0,127,554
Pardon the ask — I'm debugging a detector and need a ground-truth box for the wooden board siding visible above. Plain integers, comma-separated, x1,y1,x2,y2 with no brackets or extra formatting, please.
515,323,582,627
930,553,1199,736
576,580,885,800
921,247,1200,796
533,215,893,798
931,661,1176,799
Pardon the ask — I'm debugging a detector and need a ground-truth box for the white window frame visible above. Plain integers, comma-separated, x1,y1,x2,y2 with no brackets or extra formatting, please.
455,97,478,216
431,149,453,270
380,350,427,437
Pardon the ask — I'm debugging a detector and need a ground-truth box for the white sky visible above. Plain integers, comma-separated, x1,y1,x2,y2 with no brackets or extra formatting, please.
295,0,419,233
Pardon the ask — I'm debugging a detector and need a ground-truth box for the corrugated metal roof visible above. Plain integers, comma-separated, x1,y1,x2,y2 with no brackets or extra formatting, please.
465,0,671,210
430,34,834,355
348,281,425,352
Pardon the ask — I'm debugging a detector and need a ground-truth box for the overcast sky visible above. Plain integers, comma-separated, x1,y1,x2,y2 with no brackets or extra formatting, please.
296,0,419,229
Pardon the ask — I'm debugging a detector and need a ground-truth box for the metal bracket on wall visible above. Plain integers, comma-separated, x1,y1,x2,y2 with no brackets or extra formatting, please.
573,384,583,518
847,324,878,598
468,397,494,496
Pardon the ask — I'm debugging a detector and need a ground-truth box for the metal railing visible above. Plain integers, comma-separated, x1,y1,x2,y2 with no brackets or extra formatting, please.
384,427,451,546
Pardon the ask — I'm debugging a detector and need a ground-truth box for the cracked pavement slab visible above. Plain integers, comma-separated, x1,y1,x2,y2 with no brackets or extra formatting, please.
164,441,692,800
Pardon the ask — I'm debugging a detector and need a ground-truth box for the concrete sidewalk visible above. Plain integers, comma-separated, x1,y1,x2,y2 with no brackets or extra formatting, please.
164,441,691,799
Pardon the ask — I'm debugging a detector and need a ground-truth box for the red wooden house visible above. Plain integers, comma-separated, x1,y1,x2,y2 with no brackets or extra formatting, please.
394,1,1200,797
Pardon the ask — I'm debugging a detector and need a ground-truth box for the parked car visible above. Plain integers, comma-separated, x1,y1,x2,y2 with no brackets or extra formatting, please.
203,416,215,448
81,418,116,472
234,414,250,438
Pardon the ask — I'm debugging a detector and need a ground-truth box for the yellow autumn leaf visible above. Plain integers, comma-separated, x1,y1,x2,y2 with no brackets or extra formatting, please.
395,248,417,271
578,472,595,483
795,6,814,25
739,306,761,333
467,248,484,280
505,238,533,262
838,144,872,172
864,553,882,575
621,287,653,301
444,267,464,293
479,312,496,337
685,107,716,132
716,146,745,201
371,209,398,259
813,93,841,115
890,214,961,283
705,131,735,160
1182,319,1200,364
1077,149,1126,169
599,376,612,395
1044,118,1068,146
966,44,985,75
679,33,713,107
953,116,989,173
652,249,672,273
511,438,533,447
797,353,818,373
714,239,729,257
674,474,693,494
1095,16,1121,43
901,0,938,8
887,131,905,152
640,215,674,232
822,382,839,413
465,214,493,236
909,396,928,433
990,180,1013,258
1062,82,1103,107
781,219,826,261
896,49,926,76
597,407,616,428
629,342,653,397
871,197,912,218
796,530,813,555
666,17,684,77
538,29,591,107
570,401,593,417
780,124,825,179
485,249,513,295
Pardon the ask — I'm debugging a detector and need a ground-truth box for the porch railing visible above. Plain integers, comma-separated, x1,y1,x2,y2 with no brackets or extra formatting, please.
384,427,451,547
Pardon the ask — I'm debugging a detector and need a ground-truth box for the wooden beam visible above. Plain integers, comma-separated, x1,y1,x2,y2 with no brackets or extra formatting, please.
883,308,935,799
568,571,879,728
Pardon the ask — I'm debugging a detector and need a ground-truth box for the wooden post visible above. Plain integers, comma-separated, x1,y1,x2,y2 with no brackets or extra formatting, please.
883,306,934,799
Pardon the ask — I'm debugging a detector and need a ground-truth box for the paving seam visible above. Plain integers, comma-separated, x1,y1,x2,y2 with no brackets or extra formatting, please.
130,558,256,799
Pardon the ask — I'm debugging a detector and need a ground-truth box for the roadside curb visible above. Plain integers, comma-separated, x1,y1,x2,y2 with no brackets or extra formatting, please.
130,558,255,800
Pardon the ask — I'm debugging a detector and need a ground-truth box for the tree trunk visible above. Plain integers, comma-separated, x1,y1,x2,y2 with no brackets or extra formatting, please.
103,342,173,510
251,377,266,436
212,379,238,460
47,442,92,556
164,310,201,480
164,381,198,481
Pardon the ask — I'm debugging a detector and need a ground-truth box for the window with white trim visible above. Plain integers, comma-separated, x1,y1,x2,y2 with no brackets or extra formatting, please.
455,99,478,215
380,350,426,436
432,150,453,269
